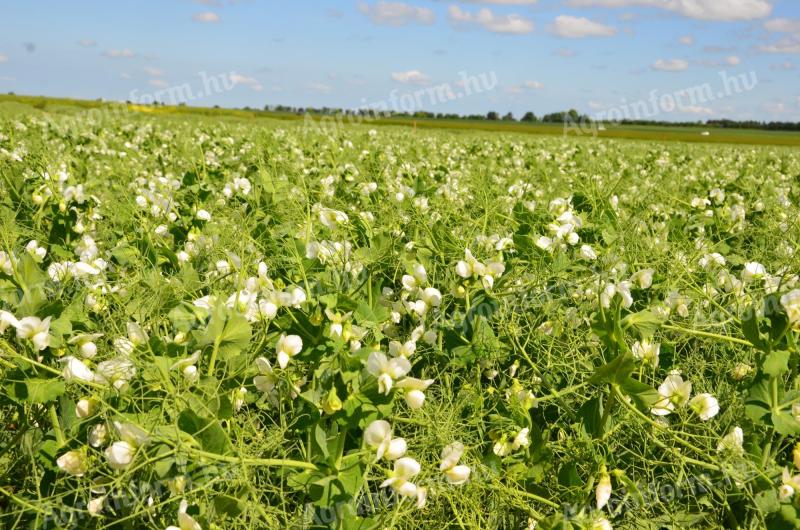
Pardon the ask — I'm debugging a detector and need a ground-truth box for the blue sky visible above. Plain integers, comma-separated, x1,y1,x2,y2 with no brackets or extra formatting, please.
1,0,799,121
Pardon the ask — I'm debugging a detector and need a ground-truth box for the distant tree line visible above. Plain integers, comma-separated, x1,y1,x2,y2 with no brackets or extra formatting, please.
258,105,800,132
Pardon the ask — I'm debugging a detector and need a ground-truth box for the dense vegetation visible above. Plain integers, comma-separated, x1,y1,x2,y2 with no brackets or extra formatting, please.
1,109,800,529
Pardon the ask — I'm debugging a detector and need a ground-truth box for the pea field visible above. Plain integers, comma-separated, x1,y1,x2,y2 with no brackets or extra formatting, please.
1,109,800,530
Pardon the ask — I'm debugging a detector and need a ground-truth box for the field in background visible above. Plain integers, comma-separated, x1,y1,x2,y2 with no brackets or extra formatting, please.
3,93,800,147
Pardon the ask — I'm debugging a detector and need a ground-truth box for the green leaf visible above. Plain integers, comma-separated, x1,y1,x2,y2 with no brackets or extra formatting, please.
742,308,768,352
771,411,800,436
10,378,66,404
590,353,635,385
621,309,664,339
177,409,232,455
578,397,604,438
619,377,660,410
196,304,252,361
764,350,790,378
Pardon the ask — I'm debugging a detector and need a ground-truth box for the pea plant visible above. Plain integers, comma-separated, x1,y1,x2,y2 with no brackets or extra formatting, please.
0,112,799,529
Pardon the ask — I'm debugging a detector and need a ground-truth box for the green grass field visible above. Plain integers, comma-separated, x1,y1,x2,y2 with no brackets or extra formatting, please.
3,93,800,147
1,98,800,530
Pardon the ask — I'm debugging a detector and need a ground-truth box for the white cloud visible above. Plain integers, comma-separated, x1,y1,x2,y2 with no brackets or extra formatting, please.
391,70,431,85
104,49,135,58
763,102,787,113
149,79,170,88
758,38,800,54
77,39,97,48
555,48,576,57
449,6,534,34
230,73,263,91
588,100,604,109
549,15,616,38
447,0,538,3
725,55,741,65
678,35,694,45
0,53,7,63
120,73,132,79
506,80,544,93
764,18,800,33
653,58,689,71
307,82,333,94
681,105,713,114
358,2,435,26
565,0,772,21
192,11,220,23
143,67,165,77
768,60,794,70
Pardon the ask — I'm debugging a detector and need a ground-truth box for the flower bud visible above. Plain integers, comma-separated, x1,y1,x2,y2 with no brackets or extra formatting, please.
76,398,99,418
57,450,88,476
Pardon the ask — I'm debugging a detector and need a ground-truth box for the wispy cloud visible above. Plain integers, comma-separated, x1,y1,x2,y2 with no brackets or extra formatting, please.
143,67,165,77
506,80,544,93
448,6,534,34
77,39,97,48
0,53,7,63
549,15,616,38
358,2,435,26
391,70,431,85
104,49,135,58
652,58,689,71
565,0,772,21
192,11,221,23
307,82,333,94
231,73,263,91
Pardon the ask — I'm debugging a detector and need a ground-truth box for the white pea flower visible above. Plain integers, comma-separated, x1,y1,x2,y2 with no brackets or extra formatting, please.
741,262,766,283
380,457,421,499
364,420,407,461
61,356,96,383
389,340,416,359
196,209,212,221
16,316,52,351
253,357,278,405
68,332,103,359
366,352,411,395
0,310,19,334
512,427,530,450
592,517,613,530
440,442,470,485
395,377,434,409
631,340,660,366
25,240,47,263
104,421,149,470
166,500,202,530
579,245,597,261
233,386,248,411
88,496,105,517
689,393,719,421
170,350,202,383
57,450,88,477
276,334,303,369
76,398,99,418
596,467,612,510
95,357,137,391
651,374,692,416
89,423,109,447
631,269,654,289
781,290,800,330
126,322,149,346
716,426,743,454
421,287,442,307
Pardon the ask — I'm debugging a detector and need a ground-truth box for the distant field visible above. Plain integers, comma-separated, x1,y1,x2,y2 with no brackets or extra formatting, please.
2,93,800,147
